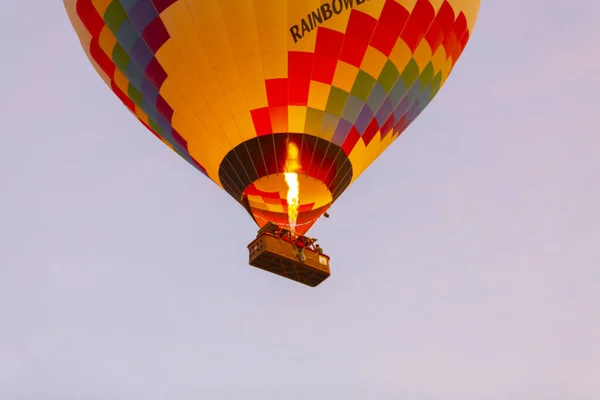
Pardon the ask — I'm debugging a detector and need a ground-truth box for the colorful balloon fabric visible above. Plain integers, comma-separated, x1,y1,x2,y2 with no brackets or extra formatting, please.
64,0,480,235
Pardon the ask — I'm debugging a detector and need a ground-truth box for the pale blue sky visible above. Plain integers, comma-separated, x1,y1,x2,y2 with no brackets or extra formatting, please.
1,1,599,399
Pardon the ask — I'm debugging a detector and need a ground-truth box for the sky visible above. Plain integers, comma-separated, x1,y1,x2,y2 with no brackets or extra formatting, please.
1,1,599,399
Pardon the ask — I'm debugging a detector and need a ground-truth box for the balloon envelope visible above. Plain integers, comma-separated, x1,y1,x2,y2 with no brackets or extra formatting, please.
64,0,480,235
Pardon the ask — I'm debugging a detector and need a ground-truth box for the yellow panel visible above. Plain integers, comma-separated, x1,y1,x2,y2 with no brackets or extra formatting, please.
357,0,385,19
288,106,307,133
238,55,265,86
225,87,250,117
397,0,418,12
448,0,481,30
332,61,359,93
244,80,268,111
389,40,412,72
428,0,446,12
213,61,243,93
361,46,389,79
157,77,180,109
234,113,257,139
430,46,447,74
98,26,116,58
348,131,396,182
221,119,245,149
247,195,271,211
307,81,331,110
165,64,208,112
203,36,237,69
266,203,285,213
208,96,234,127
440,57,454,83
261,51,288,80
412,40,433,70
257,24,288,54
253,0,287,27
92,0,111,15
229,30,260,61
112,70,129,95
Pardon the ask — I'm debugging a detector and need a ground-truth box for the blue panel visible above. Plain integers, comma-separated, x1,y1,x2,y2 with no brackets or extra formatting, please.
355,106,374,135
331,118,352,146
130,39,154,70
341,95,364,124
129,0,158,32
116,19,140,53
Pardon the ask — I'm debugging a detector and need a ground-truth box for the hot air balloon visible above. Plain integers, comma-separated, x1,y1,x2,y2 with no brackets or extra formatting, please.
64,0,480,286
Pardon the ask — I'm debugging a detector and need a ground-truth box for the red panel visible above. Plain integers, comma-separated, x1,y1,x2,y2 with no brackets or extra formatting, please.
288,79,310,106
411,0,436,32
250,107,273,136
345,10,377,43
263,196,286,206
380,114,395,138
152,0,178,13
401,0,435,52
361,119,380,146
171,128,188,150
437,1,456,38
370,25,399,57
89,39,116,78
314,27,345,56
400,19,423,53
342,127,361,155
339,37,369,67
76,0,105,38
298,203,316,212
424,18,443,53
443,31,458,59
266,79,288,107
156,95,174,122
288,52,313,80
311,55,337,84
111,81,135,112
145,57,167,88
454,11,468,39
269,106,289,132
142,18,170,53
379,0,410,28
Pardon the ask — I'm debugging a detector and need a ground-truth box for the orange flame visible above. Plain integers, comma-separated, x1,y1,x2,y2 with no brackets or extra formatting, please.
284,141,300,235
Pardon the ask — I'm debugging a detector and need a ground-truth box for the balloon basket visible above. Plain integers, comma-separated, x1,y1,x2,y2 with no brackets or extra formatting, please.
247,233,331,287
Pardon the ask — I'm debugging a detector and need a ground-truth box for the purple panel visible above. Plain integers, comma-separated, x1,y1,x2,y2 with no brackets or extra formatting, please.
331,118,352,146
141,78,159,103
130,39,154,70
129,0,158,31
354,106,374,135
374,97,393,127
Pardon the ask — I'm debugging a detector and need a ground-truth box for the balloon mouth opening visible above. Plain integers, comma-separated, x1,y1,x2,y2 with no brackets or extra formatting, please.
242,173,333,236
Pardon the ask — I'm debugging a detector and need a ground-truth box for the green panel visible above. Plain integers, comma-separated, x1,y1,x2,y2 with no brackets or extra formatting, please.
103,1,128,34
400,58,420,88
350,70,376,102
419,62,435,90
148,119,162,135
127,84,143,107
325,87,349,117
304,107,324,135
378,60,399,93
430,71,443,98
111,44,130,73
